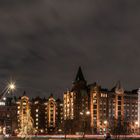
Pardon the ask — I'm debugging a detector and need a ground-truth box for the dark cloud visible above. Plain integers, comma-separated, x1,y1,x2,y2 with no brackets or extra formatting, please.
0,0,140,98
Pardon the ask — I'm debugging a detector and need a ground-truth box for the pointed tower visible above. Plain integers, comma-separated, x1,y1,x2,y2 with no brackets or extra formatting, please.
75,66,86,82
72,66,87,91
63,66,89,133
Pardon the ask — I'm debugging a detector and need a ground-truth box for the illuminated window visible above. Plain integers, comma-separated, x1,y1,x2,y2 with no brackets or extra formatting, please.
36,109,39,112
35,101,39,104
23,102,26,105
0,102,5,106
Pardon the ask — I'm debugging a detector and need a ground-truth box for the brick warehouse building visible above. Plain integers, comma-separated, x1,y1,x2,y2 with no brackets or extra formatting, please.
0,67,139,135
16,93,63,134
63,67,139,134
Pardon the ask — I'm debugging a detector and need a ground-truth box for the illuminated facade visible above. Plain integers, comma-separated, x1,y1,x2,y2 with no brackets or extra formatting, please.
0,67,138,135
17,95,30,131
17,94,63,134
45,94,56,133
63,67,139,134
63,67,90,134
64,91,75,120
89,82,138,134
16,93,34,136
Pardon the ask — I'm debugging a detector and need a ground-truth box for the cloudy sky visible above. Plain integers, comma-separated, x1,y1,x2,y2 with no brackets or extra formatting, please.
0,0,140,98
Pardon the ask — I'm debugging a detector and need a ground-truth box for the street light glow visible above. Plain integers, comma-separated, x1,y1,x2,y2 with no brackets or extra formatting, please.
104,120,107,124
3,97,6,101
135,121,138,125
86,111,90,115
9,83,16,90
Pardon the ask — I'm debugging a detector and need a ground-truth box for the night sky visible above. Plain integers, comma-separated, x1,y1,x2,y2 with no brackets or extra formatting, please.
0,0,140,98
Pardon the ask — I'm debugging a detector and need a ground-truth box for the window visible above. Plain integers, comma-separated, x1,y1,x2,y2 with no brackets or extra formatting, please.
94,110,97,114
118,111,121,116
118,106,121,110
94,105,97,108
118,101,121,105
118,96,121,100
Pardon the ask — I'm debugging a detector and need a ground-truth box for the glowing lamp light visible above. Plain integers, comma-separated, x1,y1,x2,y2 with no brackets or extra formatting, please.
9,83,16,90
135,121,138,125
3,97,6,101
104,120,107,125
86,111,90,115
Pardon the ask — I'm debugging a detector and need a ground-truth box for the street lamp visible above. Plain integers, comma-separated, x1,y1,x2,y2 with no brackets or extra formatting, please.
6,82,16,135
80,111,90,139
8,83,16,91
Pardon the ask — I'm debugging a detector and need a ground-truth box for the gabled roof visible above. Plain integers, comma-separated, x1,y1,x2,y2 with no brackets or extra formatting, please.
111,81,124,92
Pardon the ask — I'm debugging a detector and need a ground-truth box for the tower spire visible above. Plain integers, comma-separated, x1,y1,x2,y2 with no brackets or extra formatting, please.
75,66,86,82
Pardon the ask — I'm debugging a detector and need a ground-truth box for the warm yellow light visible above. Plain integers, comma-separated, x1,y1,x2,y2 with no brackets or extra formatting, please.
0,126,2,133
80,112,83,115
104,120,107,124
9,83,16,90
58,129,62,132
135,121,138,125
86,111,90,115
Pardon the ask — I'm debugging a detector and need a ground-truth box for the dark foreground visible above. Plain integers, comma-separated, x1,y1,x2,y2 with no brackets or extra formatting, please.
3,135,140,140
3,138,140,140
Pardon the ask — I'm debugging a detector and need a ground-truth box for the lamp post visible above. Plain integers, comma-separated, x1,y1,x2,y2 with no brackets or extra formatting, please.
6,82,16,135
0,81,16,138
80,111,90,139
